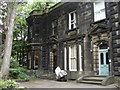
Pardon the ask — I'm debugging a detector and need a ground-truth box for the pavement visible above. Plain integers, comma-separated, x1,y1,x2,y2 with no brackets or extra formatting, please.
19,78,117,88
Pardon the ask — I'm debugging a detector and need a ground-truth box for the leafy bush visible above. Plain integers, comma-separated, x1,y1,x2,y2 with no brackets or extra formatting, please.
9,68,19,79
18,71,30,79
9,67,30,79
9,58,30,80
0,80,19,89
10,58,19,68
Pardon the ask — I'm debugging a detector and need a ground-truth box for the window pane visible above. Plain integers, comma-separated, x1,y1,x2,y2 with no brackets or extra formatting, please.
94,2,105,12
70,45,77,70
94,2,106,21
71,24,74,29
106,52,109,64
73,23,76,28
71,13,74,20
71,58,76,70
100,53,104,64
99,44,108,49
69,11,76,30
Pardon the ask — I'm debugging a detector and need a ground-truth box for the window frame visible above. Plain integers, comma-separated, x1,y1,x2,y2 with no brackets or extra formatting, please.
69,45,77,71
69,11,77,30
93,2,106,22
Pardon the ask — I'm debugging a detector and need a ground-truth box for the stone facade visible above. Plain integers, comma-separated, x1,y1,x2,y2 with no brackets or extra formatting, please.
26,2,120,79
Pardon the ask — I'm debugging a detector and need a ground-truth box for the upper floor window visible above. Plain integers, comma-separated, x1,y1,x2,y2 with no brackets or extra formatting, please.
94,2,106,22
69,11,76,30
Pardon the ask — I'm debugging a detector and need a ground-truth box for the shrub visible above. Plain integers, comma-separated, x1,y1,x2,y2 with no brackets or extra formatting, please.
0,80,19,89
10,58,19,68
9,67,30,79
9,58,30,80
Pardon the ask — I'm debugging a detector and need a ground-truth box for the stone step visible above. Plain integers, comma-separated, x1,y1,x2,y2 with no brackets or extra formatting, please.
77,75,114,86
80,76,105,84
83,77,105,81
80,80,102,85
92,75,107,77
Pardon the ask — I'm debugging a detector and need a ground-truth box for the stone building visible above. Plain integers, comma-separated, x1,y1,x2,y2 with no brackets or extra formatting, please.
26,2,120,81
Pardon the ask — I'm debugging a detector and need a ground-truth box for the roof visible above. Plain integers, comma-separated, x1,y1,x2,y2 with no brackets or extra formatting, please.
29,2,65,16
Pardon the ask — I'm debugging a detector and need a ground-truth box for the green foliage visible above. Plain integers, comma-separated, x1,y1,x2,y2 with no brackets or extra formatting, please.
9,67,30,80
0,80,19,89
9,58,29,79
12,40,27,59
11,1,56,66
30,1,55,11
10,58,19,68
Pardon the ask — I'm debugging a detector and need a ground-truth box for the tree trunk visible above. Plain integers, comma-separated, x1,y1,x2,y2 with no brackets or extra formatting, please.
0,2,18,80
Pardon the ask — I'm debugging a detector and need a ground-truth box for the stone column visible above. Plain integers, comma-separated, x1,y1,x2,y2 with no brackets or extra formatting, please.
31,49,34,69
84,34,93,75
38,46,43,72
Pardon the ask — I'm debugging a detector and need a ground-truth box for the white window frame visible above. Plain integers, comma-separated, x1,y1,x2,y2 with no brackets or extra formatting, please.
64,47,67,70
93,2,106,22
69,11,76,30
79,45,83,71
69,45,77,71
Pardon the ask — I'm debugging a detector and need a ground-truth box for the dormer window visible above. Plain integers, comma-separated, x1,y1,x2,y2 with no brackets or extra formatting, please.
69,11,76,30
94,2,106,22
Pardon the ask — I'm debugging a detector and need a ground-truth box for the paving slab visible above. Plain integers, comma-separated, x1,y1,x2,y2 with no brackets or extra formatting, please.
19,78,117,88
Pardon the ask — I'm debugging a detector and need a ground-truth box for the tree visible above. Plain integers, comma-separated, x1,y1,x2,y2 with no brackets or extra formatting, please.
11,1,56,67
0,0,56,80
0,1,19,80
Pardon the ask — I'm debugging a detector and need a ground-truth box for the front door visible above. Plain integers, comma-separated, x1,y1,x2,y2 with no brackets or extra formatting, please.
99,50,109,75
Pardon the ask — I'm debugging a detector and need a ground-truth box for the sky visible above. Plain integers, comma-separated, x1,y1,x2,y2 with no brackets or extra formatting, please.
27,0,33,4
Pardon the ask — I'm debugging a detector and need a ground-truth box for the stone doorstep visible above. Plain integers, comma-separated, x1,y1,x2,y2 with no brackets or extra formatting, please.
101,76,115,86
77,75,115,86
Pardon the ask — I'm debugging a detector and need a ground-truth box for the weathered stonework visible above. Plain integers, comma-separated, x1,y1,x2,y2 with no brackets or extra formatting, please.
26,2,120,79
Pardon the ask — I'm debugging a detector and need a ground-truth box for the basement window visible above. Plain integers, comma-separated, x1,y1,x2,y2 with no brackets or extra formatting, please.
93,2,106,22
69,11,76,30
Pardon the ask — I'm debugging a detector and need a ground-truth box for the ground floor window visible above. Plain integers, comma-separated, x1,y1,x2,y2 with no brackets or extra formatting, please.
64,44,82,72
50,50,57,72
69,45,77,71
34,49,39,69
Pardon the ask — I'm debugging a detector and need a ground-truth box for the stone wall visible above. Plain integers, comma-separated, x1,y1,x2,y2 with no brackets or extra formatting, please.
109,2,120,75
91,32,111,75
26,2,120,76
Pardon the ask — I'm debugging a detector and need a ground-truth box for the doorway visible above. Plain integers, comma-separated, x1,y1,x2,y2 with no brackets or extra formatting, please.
99,44,109,75
53,50,57,72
